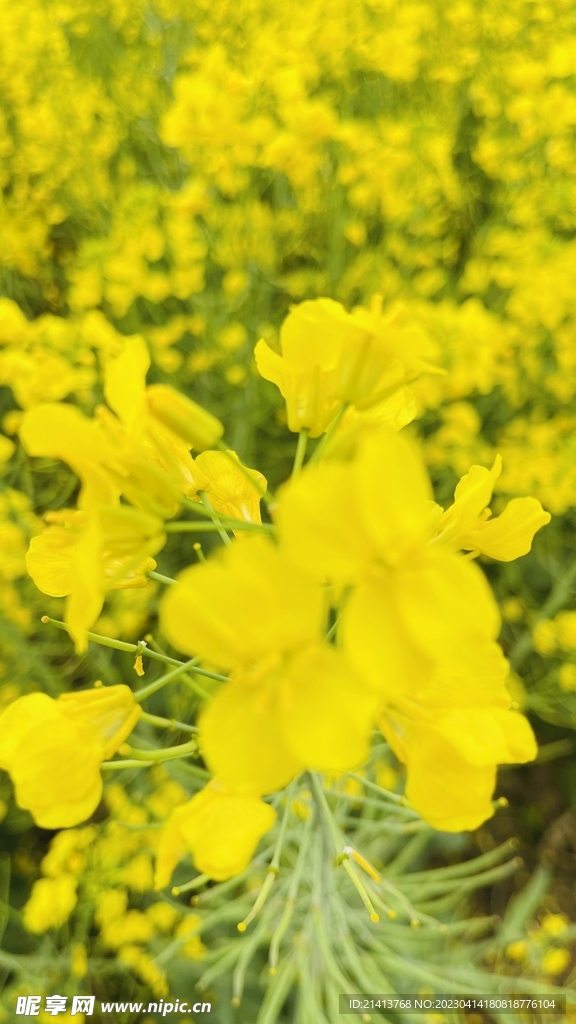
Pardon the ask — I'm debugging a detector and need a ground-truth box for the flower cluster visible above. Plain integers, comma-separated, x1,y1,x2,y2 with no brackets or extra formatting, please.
1,299,550,893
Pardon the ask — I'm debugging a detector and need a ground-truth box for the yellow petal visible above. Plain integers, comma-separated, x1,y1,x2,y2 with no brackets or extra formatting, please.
402,731,497,832
65,514,106,654
342,579,430,695
155,808,187,890
449,456,502,531
354,428,432,559
466,497,551,561
9,716,103,829
161,535,324,670
432,708,532,767
26,525,77,597
165,782,276,882
0,693,62,771
277,461,372,583
104,335,150,432
255,337,339,436
254,338,287,390
195,449,266,528
199,674,302,793
414,641,510,709
19,403,122,506
490,708,538,763
395,547,500,661
279,644,377,770
280,298,350,372
59,684,141,760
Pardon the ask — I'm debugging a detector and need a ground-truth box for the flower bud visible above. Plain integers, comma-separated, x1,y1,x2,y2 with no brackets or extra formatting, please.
147,385,223,451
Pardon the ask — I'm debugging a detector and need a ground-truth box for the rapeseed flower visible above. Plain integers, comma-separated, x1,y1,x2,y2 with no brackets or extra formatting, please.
255,297,439,436
23,875,78,934
278,427,538,830
0,686,140,828
26,505,164,653
161,535,377,793
193,449,267,532
433,455,551,561
155,779,277,884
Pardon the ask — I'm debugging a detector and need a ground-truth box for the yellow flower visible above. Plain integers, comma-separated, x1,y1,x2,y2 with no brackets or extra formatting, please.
193,449,266,532
160,535,376,792
71,943,88,978
155,779,276,884
26,505,164,653
19,402,123,508
255,296,439,436
559,663,576,692
19,339,217,524
278,427,536,830
506,940,527,961
541,947,571,976
103,336,210,500
541,912,569,936
175,914,207,959
434,455,551,560
0,686,140,828
22,875,78,934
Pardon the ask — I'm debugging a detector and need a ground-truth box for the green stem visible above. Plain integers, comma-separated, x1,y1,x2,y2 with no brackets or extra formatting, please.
120,740,200,763
199,490,231,544
134,658,213,702
41,616,226,693
292,428,309,476
269,812,313,972
172,874,210,896
309,772,342,857
325,615,340,643
309,403,349,465
101,759,153,770
343,772,413,808
147,569,177,586
180,674,213,701
140,710,198,734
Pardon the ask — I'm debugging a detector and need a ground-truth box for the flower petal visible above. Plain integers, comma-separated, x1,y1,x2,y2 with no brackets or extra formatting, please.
466,497,551,561
161,535,324,670
200,674,302,793
342,579,430,695
395,547,500,661
158,782,277,883
278,461,371,583
279,644,377,771
354,428,432,560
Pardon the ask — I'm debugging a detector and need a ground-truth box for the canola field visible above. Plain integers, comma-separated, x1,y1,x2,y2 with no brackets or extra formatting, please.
2,1,576,1021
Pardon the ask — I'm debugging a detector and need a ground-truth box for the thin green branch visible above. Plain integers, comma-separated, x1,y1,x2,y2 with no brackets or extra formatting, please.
140,710,198,734
147,569,177,586
133,663,207,704
308,403,349,465
199,490,232,545
292,427,309,476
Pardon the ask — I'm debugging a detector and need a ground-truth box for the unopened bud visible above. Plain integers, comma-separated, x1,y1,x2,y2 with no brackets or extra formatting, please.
147,384,224,451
